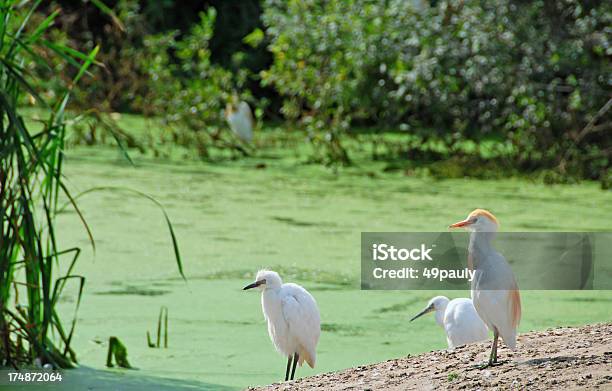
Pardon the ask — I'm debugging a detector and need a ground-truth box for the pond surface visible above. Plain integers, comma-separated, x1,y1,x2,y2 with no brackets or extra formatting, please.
52,146,612,389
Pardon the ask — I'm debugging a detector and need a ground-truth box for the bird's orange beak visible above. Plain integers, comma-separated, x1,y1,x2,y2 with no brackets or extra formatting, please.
449,219,473,228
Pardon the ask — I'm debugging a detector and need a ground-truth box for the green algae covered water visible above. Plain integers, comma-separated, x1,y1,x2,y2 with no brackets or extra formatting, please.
45,143,612,390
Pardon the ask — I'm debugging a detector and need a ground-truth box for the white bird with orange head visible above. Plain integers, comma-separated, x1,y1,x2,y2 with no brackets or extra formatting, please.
410,296,488,349
449,209,521,367
243,270,320,381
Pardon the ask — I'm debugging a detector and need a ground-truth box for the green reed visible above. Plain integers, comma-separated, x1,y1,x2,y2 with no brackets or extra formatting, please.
0,0,99,368
0,1,183,369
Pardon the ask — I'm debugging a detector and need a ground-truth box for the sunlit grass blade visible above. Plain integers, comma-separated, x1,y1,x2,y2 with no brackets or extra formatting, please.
90,0,125,32
52,274,85,358
24,4,57,44
40,40,100,76
59,186,186,280
57,182,96,252
0,55,47,106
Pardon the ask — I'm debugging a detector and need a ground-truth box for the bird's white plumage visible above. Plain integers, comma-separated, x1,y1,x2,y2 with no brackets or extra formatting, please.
413,296,488,348
279,283,320,366
253,270,320,368
225,101,254,142
443,298,489,348
471,287,518,349
455,210,521,354
469,234,521,350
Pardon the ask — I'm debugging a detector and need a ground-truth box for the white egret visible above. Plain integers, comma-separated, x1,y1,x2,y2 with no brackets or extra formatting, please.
224,98,254,143
410,296,488,348
449,209,521,367
243,270,320,381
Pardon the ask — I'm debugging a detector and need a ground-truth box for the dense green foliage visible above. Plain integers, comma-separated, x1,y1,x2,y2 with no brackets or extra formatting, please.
139,9,252,158
262,0,611,178
24,0,612,182
33,0,267,114
33,1,261,157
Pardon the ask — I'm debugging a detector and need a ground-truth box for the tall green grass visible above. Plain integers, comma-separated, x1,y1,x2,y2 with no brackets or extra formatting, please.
0,0,184,369
0,0,99,369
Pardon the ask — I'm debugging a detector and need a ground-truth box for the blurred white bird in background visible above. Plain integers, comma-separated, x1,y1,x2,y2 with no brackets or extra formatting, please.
410,296,489,348
450,209,521,367
224,97,254,143
243,270,320,381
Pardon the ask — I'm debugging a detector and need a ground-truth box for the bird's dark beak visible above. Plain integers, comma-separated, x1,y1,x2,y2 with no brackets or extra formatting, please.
243,279,265,290
449,218,473,229
410,304,434,322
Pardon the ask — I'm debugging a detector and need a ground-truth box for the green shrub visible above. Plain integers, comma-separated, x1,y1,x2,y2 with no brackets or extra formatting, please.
261,0,610,177
139,9,253,158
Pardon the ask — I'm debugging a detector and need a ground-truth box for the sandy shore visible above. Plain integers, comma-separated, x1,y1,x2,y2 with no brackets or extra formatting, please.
250,323,611,390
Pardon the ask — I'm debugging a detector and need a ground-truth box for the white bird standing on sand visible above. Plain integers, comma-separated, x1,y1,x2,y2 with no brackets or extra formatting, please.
243,270,320,381
410,296,488,348
449,209,521,367
224,98,254,143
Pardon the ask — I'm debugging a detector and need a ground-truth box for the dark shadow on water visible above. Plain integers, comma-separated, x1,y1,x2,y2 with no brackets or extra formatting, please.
164,266,356,288
271,216,336,227
308,285,346,292
94,285,170,297
6,366,234,391
561,297,612,303
213,236,241,242
321,322,365,336
373,298,422,313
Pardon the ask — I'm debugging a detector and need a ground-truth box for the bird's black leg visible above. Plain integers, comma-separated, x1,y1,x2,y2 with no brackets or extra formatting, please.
285,355,293,381
492,330,499,364
477,328,500,369
488,328,499,366
290,353,299,380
